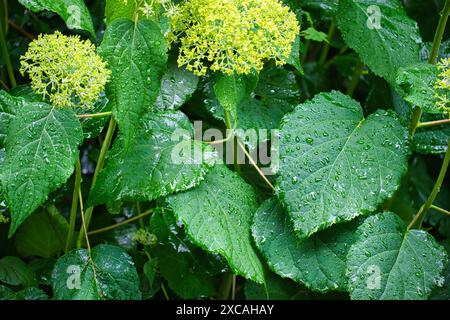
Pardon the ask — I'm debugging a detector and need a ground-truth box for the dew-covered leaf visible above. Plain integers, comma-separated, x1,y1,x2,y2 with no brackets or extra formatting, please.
347,212,447,300
276,91,410,238
336,0,421,85
166,165,265,283
0,102,83,236
99,18,168,147
52,244,141,300
89,111,215,206
155,58,199,111
396,63,440,113
253,198,358,292
18,0,95,36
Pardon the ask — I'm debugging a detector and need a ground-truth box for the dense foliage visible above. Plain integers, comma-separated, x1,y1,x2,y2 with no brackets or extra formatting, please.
0,0,449,301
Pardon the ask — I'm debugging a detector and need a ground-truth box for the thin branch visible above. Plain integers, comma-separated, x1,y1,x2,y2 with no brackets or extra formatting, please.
236,139,275,192
431,204,450,216
417,118,450,128
77,111,112,119
87,209,153,236
8,20,35,40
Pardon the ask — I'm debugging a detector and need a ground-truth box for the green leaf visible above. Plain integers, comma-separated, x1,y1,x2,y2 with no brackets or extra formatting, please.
18,0,95,36
245,271,314,300
0,102,83,236
105,0,136,25
253,198,358,292
301,27,329,43
414,113,450,154
0,256,36,287
431,240,450,300
0,90,27,148
0,286,47,300
214,72,259,119
99,18,168,147
277,91,410,238
347,212,448,300
396,63,440,114
14,206,69,258
52,244,141,300
205,67,300,150
286,36,303,74
89,111,215,206
150,207,222,299
167,165,265,283
336,0,421,85
155,58,199,111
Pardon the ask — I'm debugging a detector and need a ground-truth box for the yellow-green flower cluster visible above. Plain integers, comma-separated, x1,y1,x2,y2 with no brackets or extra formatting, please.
434,58,450,117
132,228,157,246
170,0,300,76
20,32,111,109
124,0,179,20
0,214,9,225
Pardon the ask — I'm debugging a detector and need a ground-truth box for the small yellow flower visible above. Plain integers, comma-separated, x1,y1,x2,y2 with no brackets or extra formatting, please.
0,214,9,225
170,0,300,76
132,228,157,246
434,58,450,116
20,32,111,109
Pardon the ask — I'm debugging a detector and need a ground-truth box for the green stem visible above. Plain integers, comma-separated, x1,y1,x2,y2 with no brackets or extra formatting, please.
301,40,311,65
218,273,233,300
65,159,82,252
77,111,112,119
346,61,363,97
430,204,450,216
224,109,240,174
77,117,117,247
319,21,336,65
429,0,450,64
409,106,423,138
417,118,450,128
0,12,15,88
408,140,450,230
87,209,153,236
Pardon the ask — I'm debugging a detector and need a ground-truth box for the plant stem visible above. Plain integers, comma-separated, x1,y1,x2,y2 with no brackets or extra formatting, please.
231,275,236,300
236,139,275,192
87,209,153,236
430,204,450,216
65,159,82,252
301,40,311,65
218,273,233,300
429,0,450,64
346,61,363,97
77,117,117,247
417,118,450,128
77,111,112,119
0,14,15,88
319,21,336,65
408,140,450,230
224,109,240,174
8,20,34,40
409,106,423,137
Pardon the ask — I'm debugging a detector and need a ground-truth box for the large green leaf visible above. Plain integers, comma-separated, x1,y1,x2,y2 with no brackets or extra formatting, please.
18,0,95,36
431,240,450,300
14,206,68,258
277,91,410,238
0,102,83,236
0,286,47,300
150,207,223,299
0,256,36,287
166,165,265,283
347,212,447,300
336,0,421,85
89,111,215,206
99,18,168,147
52,244,141,300
396,63,440,113
253,198,358,292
